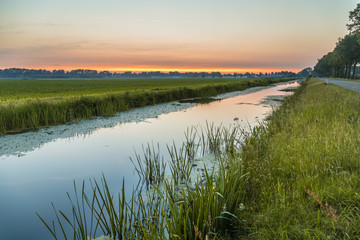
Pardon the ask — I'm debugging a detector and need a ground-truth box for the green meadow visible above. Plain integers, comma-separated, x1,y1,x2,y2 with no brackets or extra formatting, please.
0,77,294,134
0,78,266,101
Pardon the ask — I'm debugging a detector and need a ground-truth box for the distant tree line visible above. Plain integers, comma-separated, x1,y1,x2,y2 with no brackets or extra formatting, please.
0,68,310,79
314,4,360,78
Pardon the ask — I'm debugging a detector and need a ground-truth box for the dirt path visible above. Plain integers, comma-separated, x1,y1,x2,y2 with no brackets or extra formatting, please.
319,78,360,93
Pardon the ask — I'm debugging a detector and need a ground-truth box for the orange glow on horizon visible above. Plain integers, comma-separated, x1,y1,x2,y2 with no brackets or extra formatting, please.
16,65,301,74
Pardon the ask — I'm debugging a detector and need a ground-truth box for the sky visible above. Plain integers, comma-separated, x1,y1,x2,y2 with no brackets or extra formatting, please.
0,0,358,73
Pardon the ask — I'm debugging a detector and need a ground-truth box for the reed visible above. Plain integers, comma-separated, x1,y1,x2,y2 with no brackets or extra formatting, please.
130,144,166,190
165,158,247,240
168,144,194,186
0,77,296,134
202,123,223,155
39,124,247,239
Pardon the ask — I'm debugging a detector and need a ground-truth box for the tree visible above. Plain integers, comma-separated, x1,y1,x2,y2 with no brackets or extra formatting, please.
314,34,360,78
335,34,360,78
297,67,312,77
347,3,360,33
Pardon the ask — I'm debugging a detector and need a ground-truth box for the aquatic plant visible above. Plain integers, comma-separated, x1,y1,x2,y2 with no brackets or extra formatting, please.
130,143,166,189
38,124,247,239
168,144,194,186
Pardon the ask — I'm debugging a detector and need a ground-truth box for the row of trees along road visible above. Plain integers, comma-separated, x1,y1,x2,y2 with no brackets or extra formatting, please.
314,4,360,78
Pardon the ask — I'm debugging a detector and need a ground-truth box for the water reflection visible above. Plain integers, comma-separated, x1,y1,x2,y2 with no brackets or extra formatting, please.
0,80,300,240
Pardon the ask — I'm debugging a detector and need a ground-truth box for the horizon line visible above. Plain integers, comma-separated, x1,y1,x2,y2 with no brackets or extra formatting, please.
0,66,305,74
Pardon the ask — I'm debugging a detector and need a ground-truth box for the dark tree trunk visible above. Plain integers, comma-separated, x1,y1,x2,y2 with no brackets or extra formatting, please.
347,64,351,79
344,65,348,78
340,66,344,78
349,63,353,79
353,63,357,79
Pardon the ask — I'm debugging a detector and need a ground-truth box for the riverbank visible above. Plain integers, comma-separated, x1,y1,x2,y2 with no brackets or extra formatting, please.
0,77,295,134
241,77,360,239
33,78,360,239
32,81,299,240
0,82,298,158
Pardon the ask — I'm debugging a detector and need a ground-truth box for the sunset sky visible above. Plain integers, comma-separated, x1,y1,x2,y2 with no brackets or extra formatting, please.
0,0,358,73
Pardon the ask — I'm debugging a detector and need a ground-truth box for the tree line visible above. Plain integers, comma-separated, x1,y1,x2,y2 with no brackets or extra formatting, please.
0,68,309,79
314,4,360,78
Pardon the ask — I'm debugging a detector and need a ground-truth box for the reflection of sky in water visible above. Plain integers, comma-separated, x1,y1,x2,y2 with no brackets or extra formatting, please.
0,81,299,240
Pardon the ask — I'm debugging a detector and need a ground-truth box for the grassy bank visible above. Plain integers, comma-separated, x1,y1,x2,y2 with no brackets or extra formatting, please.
241,77,360,239
0,77,294,134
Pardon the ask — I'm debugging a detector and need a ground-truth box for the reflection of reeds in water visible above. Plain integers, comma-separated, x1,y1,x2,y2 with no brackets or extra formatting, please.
130,143,166,189
168,127,199,185
202,123,222,155
168,144,194,185
38,124,247,239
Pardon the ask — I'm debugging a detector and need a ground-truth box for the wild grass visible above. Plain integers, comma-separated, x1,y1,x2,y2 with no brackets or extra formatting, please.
38,124,247,240
0,78,295,101
168,144,194,186
0,77,295,134
241,77,360,239
131,144,166,190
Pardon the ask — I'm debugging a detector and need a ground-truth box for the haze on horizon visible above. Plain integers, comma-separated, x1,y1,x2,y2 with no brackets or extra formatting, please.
0,0,358,73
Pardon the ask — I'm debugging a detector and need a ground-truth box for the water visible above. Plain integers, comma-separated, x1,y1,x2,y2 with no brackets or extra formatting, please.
0,81,299,239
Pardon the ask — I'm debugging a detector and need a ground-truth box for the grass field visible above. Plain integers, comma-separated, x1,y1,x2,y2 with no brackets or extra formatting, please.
0,78,282,102
0,77,295,134
241,77,360,239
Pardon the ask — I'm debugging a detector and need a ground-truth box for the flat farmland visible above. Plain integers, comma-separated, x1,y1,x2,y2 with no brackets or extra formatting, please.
0,78,259,102
0,78,294,134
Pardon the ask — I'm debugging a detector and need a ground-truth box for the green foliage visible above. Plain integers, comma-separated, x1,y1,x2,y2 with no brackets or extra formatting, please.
314,34,360,78
347,3,360,34
314,4,360,79
241,78,360,239
0,78,293,134
131,144,166,189
38,125,247,240
297,67,312,77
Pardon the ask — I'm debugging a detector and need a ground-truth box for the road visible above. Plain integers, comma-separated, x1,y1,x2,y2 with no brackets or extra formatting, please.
319,78,360,93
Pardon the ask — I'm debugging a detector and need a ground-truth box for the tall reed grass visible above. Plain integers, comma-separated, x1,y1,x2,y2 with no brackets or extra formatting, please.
0,78,295,134
131,144,166,190
38,125,247,239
